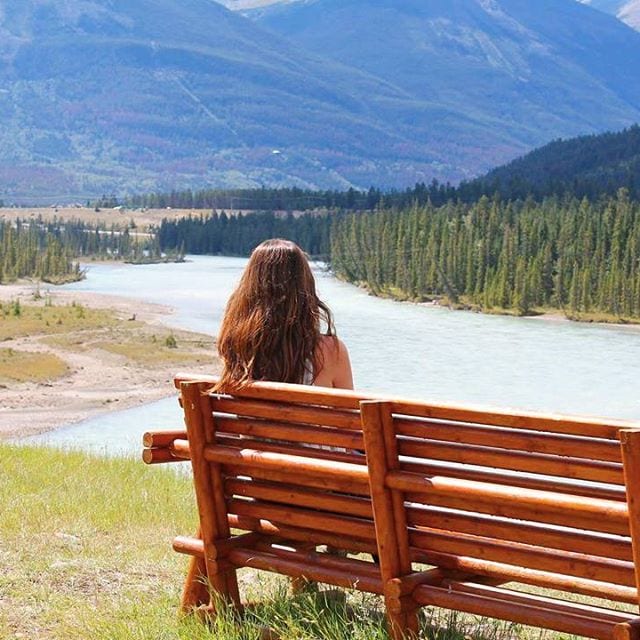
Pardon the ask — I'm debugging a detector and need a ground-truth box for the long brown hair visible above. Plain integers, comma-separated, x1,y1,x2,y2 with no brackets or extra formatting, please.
215,239,335,390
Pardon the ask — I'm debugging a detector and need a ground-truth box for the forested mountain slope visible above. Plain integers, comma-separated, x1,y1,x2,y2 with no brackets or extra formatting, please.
464,125,640,200
0,0,470,200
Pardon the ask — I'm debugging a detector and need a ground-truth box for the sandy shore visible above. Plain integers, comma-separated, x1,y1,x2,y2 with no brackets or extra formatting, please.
415,297,640,332
0,281,218,440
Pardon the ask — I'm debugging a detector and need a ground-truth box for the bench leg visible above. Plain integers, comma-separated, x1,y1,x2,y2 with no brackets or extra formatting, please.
181,383,243,614
290,542,318,595
362,401,419,640
387,609,419,640
181,554,211,612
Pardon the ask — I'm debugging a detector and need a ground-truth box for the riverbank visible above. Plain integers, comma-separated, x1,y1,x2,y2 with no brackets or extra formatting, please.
0,281,217,439
348,280,640,331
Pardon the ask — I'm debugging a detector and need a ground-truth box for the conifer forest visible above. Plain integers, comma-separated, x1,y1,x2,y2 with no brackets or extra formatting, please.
158,190,640,321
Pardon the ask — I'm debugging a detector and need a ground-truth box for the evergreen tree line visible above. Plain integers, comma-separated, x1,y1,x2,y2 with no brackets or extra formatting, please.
117,158,638,216
0,218,185,284
331,191,640,319
122,183,460,213
0,219,82,284
158,211,332,259
119,126,639,213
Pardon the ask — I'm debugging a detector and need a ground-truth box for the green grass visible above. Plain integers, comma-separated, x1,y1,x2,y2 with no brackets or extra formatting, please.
1,301,212,378
94,335,211,367
0,445,570,640
0,445,198,639
0,301,117,340
0,348,69,382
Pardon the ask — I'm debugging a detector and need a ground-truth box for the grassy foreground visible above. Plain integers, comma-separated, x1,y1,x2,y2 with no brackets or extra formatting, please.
1,445,545,640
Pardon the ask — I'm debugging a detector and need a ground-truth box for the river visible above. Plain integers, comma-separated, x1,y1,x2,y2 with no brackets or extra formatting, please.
22,255,640,455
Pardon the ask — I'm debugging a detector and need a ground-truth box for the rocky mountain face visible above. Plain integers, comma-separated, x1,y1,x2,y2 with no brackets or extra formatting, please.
579,0,640,30
250,0,640,141
226,0,640,30
1,0,640,201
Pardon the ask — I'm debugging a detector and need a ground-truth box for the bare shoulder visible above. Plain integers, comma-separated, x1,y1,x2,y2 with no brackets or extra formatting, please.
315,335,353,389
318,335,347,357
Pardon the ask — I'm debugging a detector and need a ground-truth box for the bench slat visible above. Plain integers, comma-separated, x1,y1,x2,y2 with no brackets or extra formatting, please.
222,462,371,496
392,473,629,536
390,401,634,440
187,376,365,409
227,499,376,541
409,528,636,587
204,445,370,486
214,416,364,449
402,459,626,501
396,418,622,462
225,478,373,519
211,397,361,430
407,505,632,561
214,434,365,466
227,547,382,594
413,548,638,605
443,581,637,623
398,439,624,484
227,513,378,555
412,583,622,640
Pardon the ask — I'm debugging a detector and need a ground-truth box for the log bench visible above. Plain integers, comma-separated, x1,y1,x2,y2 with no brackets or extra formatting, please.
143,374,640,639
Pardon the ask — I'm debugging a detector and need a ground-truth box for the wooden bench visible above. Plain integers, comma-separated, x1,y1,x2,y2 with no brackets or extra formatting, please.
143,374,640,640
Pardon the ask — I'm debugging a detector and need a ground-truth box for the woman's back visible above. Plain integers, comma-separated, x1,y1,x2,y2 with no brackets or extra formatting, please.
310,336,353,389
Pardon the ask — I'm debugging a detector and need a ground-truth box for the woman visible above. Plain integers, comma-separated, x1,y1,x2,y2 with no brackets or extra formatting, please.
215,238,353,390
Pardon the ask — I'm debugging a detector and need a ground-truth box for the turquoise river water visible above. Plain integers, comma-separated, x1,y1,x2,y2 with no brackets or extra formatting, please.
21,255,640,455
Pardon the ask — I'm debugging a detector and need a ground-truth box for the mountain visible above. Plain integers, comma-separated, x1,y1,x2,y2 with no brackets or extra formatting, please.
227,0,640,32
220,0,297,8
250,1,640,157
2,0,640,201
579,0,640,30
0,0,470,201
461,124,640,200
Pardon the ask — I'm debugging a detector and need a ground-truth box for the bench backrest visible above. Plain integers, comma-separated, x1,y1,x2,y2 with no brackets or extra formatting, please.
359,398,640,605
179,377,378,557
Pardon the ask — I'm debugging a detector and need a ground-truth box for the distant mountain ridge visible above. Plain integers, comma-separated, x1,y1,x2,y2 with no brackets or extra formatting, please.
250,0,640,157
0,0,461,200
227,0,640,30
579,0,640,30
1,0,640,201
